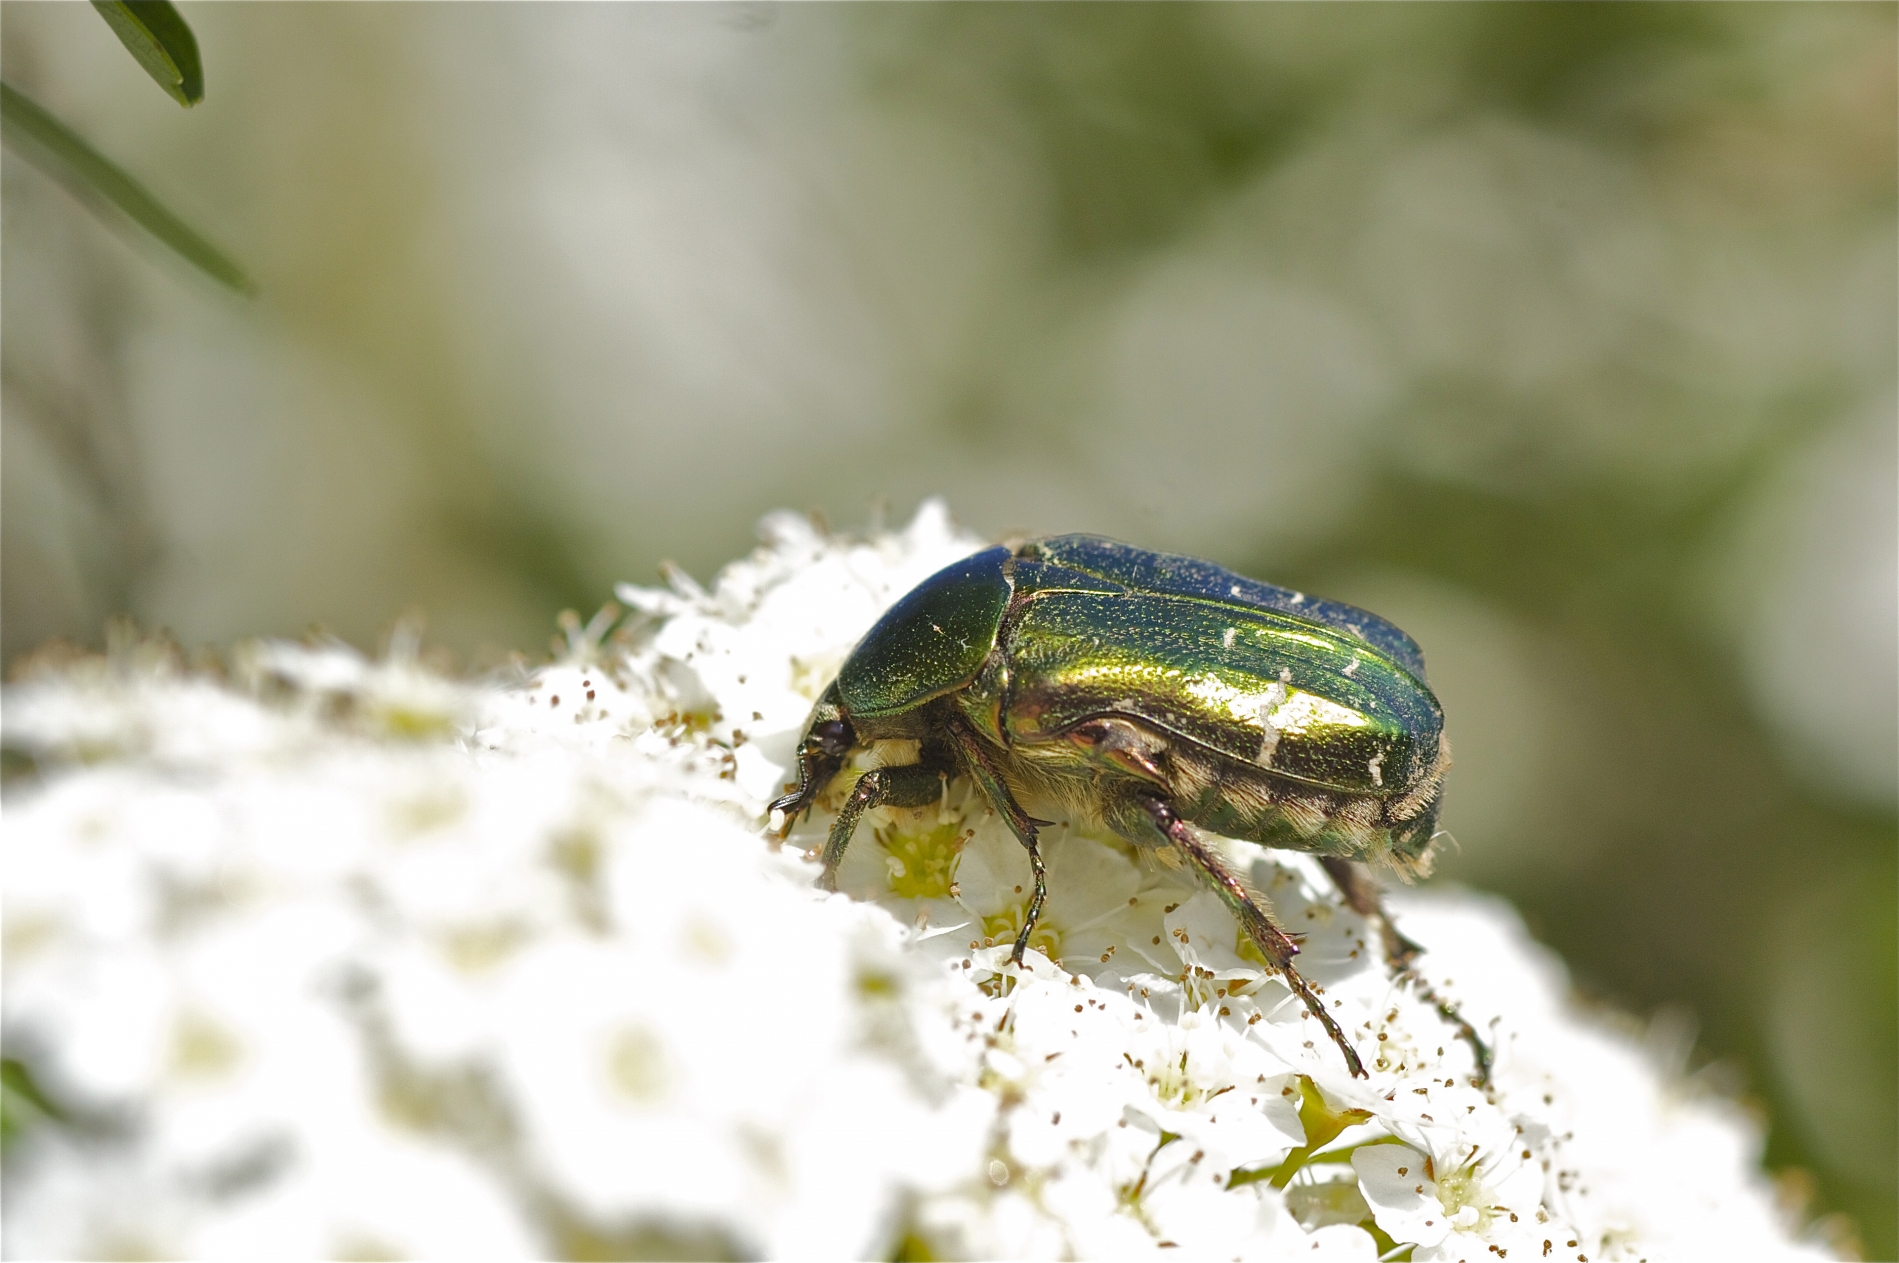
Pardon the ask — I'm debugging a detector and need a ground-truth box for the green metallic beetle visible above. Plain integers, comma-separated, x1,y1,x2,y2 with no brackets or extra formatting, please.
771,535,1456,1079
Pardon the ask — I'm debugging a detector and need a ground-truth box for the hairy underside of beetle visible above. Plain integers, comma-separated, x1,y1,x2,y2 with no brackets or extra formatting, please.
998,713,1447,884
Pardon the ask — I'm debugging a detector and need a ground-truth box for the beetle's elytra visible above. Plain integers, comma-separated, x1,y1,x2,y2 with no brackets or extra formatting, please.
772,535,1462,1080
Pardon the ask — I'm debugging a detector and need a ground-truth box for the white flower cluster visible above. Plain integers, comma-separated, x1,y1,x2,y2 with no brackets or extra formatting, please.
2,504,1834,1262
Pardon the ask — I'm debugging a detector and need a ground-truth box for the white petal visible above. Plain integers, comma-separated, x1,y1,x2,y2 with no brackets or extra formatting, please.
1353,1143,1452,1248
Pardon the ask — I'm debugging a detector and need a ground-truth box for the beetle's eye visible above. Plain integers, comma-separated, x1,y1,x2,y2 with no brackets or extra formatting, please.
812,719,853,757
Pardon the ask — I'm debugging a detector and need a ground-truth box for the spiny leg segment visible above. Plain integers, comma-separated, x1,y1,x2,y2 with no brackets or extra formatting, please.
1319,856,1423,969
1318,856,1492,1083
1137,797,1367,1080
819,763,945,891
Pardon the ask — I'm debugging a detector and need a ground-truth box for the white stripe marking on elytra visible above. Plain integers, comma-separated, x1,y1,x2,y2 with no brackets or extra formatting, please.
1256,668,1293,766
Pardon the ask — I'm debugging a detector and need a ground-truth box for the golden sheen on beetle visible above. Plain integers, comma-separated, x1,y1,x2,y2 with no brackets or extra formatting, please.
772,535,1467,1080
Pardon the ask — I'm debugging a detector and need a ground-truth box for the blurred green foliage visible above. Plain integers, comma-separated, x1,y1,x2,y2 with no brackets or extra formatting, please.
1,82,252,292
89,0,203,108
0,1057,64,1151
1,0,250,290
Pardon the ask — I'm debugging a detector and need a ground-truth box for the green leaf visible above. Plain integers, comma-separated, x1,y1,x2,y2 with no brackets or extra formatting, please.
90,0,203,107
0,1057,63,1150
1232,1075,1377,1191
0,81,255,295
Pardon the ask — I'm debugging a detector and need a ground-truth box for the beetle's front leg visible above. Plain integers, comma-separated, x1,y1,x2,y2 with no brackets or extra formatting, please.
770,687,855,840
1137,797,1368,1080
820,764,945,892
941,715,1047,967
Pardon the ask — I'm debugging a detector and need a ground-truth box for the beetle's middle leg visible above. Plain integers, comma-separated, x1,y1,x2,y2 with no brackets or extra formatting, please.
941,714,1048,967
1131,796,1368,1080
821,764,947,892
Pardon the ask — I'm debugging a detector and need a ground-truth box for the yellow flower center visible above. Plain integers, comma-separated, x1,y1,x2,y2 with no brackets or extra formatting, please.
878,819,962,900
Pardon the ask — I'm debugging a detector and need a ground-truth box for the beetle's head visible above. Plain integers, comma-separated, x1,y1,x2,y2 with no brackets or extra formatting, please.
802,688,857,765
770,682,858,836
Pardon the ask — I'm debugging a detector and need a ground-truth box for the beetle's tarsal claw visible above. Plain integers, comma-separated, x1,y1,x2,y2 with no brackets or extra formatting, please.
769,781,819,841
1137,794,1368,1077
1282,963,1367,1079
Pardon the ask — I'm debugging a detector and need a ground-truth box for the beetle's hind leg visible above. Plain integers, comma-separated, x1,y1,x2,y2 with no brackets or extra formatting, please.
1129,797,1367,1080
1410,977,1494,1086
1319,857,1423,971
1318,856,1493,1083
820,764,946,892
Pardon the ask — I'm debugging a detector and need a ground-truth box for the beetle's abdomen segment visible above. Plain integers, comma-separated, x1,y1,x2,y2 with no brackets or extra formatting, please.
1001,591,1443,797
837,546,1013,718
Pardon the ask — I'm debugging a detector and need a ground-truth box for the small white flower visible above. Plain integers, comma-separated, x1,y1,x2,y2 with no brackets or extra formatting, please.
1352,1140,1541,1259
